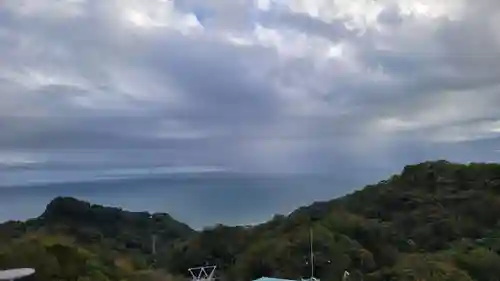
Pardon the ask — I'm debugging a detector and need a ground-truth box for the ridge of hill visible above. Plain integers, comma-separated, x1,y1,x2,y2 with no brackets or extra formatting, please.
0,197,193,281
2,160,500,281
41,197,193,246
165,161,500,281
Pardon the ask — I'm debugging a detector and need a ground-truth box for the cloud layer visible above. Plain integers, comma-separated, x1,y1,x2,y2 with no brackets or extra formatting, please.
1,0,500,185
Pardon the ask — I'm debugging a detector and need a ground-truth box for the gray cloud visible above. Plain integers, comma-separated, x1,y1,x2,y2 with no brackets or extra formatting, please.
0,0,500,186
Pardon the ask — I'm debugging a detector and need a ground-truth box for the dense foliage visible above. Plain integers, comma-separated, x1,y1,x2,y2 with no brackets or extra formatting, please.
0,197,193,281
2,160,500,281
164,161,500,281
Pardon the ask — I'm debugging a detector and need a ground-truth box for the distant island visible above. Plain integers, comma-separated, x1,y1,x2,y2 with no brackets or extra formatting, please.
1,160,500,281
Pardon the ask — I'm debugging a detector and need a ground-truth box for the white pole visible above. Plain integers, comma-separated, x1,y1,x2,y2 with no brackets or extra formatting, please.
152,234,157,255
310,228,314,280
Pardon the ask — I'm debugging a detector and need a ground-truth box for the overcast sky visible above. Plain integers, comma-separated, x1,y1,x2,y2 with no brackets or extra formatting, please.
1,0,500,187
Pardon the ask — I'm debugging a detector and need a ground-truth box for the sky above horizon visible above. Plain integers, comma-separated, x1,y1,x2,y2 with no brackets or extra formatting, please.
1,0,500,187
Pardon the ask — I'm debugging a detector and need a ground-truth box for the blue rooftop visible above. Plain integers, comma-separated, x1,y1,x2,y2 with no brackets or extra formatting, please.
252,277,297,281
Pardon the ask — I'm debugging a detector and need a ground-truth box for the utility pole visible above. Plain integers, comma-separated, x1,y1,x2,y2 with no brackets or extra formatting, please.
310,228,314,280
151,234,157,268
152,234,157,255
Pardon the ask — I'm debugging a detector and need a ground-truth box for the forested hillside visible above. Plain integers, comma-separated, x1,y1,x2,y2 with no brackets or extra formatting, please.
2,161,500,281
0,197,193,281
165,161,500,281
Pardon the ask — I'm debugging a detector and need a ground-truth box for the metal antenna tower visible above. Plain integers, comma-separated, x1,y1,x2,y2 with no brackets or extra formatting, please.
302,228,320,281
188,265,217,281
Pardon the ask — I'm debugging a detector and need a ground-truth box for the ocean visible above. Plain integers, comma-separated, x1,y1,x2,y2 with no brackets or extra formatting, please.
0,173,368,229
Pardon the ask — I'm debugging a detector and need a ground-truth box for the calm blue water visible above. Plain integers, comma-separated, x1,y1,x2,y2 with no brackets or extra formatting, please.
0,173,367,229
